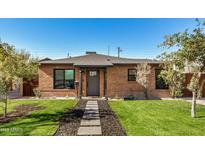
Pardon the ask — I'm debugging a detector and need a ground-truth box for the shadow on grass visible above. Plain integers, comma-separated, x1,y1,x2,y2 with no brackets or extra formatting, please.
0,104,45,124
195,115,205,119
0,111,65,135
58,108,84,123
0,107,84,136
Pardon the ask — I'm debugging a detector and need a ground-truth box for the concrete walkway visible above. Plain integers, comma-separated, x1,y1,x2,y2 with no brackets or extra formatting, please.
77,100,102,136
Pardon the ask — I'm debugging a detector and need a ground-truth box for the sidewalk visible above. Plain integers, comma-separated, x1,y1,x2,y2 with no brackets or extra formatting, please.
183,98,205,106
161,97,205,106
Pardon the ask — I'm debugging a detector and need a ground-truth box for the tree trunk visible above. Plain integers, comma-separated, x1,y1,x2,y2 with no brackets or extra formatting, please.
191,91,196,118
171,88,175,99
144,88,148,99
191,72,202,118
4,94,8,118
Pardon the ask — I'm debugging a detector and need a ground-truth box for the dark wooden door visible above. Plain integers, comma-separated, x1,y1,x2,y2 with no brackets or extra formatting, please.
87,70,99,96
23,78,38,96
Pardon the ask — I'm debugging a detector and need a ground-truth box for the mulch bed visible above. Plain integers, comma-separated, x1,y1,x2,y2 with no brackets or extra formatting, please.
54,99,86,136
98,100,126,136
0,104,45,124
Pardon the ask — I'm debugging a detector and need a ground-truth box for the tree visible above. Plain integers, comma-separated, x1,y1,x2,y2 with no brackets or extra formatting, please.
159,19,205,118
0,41,39,117
0,76,10,117
157,52,185,98
136,63,151,99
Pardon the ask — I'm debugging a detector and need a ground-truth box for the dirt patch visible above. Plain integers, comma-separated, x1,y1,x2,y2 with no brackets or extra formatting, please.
55,99,86,136
98,100,126,136
0,104,45,123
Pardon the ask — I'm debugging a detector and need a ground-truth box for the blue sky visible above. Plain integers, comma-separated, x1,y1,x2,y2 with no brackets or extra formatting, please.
0,18,203,59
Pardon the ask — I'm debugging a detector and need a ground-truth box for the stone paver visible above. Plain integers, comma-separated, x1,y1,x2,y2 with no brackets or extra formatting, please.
84,110,99,114
86,104,98,106
81,119,101,126
87,101,97,103
77,100,102,136
87,103,98,104
86,105,98,107
77,126,102,136
83,114,100,119
85,107,98,110
85,107,98,109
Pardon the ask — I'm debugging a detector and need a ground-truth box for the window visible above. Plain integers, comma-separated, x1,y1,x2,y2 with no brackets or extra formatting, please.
89,71,97,77
128,69,137,81
155,69,168,89
54,69,75,89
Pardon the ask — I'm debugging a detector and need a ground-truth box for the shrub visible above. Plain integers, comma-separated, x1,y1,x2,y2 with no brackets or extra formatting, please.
33,87,41,98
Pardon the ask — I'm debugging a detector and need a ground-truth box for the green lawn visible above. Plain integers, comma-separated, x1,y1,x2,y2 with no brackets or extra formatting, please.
109,100,205,136
0,99,76,136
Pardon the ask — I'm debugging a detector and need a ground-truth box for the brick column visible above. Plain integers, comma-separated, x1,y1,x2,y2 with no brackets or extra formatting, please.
99,69,104,97
79,70,83,99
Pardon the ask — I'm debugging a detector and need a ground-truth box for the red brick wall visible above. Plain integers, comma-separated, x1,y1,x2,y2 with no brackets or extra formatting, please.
38,64,171,98
99,69,105,97
38,64,80,97
107,65,143,98
37,64,205,98
106,64,170,99
39,65,105,97
81,68,87,97
147,65,170,98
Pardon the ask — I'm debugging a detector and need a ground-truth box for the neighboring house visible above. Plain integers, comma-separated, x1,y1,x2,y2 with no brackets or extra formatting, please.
38,51,170,99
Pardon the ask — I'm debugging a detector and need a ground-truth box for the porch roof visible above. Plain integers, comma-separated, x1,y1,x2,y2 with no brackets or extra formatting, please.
39,53,160,66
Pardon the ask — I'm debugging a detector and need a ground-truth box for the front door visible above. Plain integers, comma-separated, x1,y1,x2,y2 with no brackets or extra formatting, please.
87,70,99,96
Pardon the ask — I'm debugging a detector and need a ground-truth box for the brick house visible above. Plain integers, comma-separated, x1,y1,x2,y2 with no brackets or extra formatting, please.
38,52,170,98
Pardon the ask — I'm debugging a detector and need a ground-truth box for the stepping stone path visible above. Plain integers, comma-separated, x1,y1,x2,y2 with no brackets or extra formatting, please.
77,100,102,136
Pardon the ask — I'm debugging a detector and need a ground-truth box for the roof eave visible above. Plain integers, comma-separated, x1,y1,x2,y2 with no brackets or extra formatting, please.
74,64,113,67
112,62,161,65
39,62,74,65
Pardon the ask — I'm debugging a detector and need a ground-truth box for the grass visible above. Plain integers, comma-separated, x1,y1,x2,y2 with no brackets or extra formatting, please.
0,99,76,136
109,100,205,136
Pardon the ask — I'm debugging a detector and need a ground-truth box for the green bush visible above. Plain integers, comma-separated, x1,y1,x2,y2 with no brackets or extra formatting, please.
33,87,41,98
